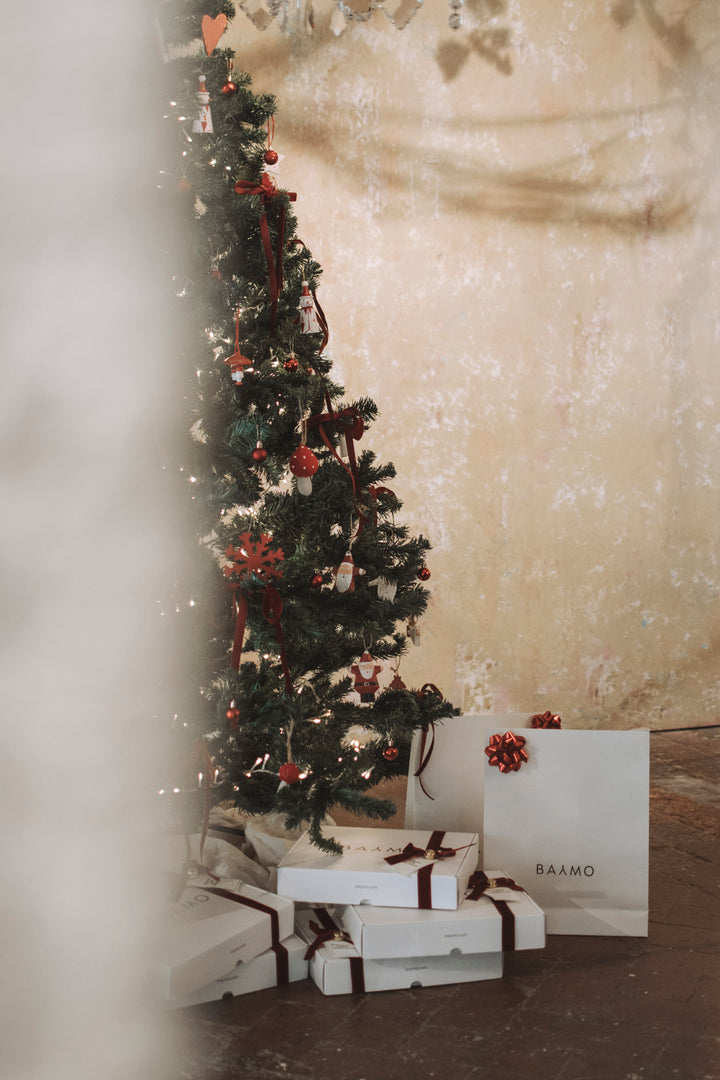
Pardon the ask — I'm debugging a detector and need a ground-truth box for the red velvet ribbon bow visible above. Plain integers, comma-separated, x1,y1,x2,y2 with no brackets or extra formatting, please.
234,172,296,336
385,830,465,909
464,872,524,952
223,534,291,694
530,710,562,728
304,908,365,993
465,871,525,902
485,731,528,772
307,404,364,502
303,920,354,961
384,840,458,866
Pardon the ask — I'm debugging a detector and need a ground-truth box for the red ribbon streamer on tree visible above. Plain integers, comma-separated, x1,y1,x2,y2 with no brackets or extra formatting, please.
234,173,296,336
485,731,529,773
223,533,292,694
530,710,562,728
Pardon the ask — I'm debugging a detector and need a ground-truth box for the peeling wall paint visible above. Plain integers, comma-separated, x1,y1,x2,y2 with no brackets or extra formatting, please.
231,0,720,728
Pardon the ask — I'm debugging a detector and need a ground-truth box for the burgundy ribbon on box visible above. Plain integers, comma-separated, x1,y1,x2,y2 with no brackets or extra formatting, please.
305,907,365,994
384,830,463,910
465,871,525,952
197,886,289,986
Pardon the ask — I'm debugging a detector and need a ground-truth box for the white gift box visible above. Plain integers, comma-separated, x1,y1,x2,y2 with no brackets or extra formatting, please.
153,877,295,999
295,907,503,996
405,713,534,856
483,729,649,936
338,870,545,959
276,826,478,911
162,934,308,1007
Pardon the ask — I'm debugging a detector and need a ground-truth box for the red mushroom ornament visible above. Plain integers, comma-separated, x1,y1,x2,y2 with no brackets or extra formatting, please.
289,444,319,495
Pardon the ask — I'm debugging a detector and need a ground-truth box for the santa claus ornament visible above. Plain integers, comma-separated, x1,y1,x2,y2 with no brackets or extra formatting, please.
298,281,322,334
350,652,383,704
192,74,213,134
333,551,365,593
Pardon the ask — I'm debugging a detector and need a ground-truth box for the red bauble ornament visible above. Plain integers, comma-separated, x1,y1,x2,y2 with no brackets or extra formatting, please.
264,148,279,165
383,746,399,761
417,566,431,581
284,355,299,372
221,79,237,95
278,762,301,784
176,179,192,195
226,704,240,729
252,441,267,463
210,268,223,281
310,573,324,588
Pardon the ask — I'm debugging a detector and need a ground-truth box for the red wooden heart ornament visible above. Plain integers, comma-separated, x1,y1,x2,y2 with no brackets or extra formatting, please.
201,13,228,55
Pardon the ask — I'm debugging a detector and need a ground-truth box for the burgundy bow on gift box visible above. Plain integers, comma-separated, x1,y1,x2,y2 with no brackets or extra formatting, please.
304,908,365,993
484,731,528,772
384,830,466,910
465,871,525,952
465,871,525,902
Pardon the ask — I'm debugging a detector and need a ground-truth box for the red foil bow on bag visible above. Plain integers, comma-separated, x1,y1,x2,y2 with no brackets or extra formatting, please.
485,731,528,772
530,710,562,728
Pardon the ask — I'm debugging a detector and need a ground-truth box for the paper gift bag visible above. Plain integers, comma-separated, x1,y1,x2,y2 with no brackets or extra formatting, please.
405,714,533,854
483,729,649,937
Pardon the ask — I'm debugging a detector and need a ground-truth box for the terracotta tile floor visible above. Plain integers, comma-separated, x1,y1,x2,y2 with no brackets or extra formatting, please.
157,728,720,1080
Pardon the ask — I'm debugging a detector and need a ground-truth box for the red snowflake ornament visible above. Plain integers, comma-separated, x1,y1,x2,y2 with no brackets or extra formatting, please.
223,532,284,582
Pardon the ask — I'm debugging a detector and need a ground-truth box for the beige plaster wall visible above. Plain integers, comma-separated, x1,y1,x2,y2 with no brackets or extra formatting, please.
228,0,720,728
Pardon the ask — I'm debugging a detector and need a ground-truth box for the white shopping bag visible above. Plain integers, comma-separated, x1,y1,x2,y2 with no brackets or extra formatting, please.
405,714,533,851
483,729,649,937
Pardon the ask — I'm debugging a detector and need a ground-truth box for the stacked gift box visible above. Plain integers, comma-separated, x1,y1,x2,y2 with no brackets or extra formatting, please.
154,876,308,1006
277,826,546,996
155,827,547,1004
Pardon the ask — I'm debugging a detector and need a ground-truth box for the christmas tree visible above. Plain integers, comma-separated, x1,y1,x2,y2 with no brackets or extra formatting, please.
159,0,456,852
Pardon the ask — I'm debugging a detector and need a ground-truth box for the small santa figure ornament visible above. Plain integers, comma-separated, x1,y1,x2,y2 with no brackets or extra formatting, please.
192,75,213,134
350,652,383,704
333,551,365,594
298,281,322,334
